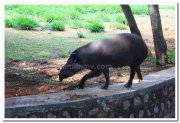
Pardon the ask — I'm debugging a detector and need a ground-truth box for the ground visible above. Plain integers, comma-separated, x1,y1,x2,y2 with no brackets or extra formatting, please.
5,8,175,98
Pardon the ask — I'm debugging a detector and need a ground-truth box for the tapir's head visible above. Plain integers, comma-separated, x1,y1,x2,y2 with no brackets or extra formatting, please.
59,53,83,82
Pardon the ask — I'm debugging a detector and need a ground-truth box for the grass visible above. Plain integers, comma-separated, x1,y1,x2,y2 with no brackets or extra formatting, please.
110,23,128,30
4,5,155,31
166,49,175,64
87,23,104,32
48,21,65,31
77,32,86,38
13,16,39,30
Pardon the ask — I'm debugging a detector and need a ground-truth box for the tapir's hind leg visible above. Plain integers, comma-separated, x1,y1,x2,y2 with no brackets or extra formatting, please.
135,65,143,82
124,66,136,88
101,68,109,89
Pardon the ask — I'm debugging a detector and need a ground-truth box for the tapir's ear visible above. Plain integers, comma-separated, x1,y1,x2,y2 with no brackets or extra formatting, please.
68,53,77,64
72,53,77,62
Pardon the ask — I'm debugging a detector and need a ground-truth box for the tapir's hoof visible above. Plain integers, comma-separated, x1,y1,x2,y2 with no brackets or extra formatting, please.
124,83,132,88
101,86,108,90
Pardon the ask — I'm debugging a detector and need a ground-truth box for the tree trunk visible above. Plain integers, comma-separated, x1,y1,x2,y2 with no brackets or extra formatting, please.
121,5,142,38
148,5,167,65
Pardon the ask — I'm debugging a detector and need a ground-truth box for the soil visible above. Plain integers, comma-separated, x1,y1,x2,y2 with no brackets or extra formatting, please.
5,11,175,98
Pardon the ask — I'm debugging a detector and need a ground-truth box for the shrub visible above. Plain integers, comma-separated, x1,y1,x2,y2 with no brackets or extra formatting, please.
49,21,65,31
61,51,69,58
68,20,85,29
77,32,85,38
110,23,128,30
131,5,148,15
147,56,157,64
87,23,104,32
166,49,175,64
115,14,127,24
5,18,14,27
13,16,39,30
44,14,66,22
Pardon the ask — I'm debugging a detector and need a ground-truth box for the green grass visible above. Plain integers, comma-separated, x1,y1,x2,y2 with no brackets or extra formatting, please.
110,23,128,30
5,5,164,31
5,18,14,27
13,16,39,30
5,29,115,61
77,32,86,38
87,23,104,32
48,21,65,31
166,49,175,64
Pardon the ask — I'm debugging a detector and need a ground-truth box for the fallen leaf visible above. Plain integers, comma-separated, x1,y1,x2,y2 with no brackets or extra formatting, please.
38,86,49,92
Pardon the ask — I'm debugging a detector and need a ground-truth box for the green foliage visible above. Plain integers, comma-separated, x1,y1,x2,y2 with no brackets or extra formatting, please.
68,20,85,29
60,51,69,58
48,21,65,31
5,18,14,27
166,49,175,64
87,23,104,32
130,5,148,15
44,14,66,22
77,32,85,38
36,51,51,57
5,5,174,30
110,23,128,30
115,14,127,24
13,16,39,30
147,56,158,64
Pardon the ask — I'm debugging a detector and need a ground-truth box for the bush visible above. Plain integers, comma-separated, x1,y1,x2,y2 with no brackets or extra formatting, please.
115,14,127,24
77,32,85,38
87,23,104,32
44,14,66,22
13,16,39,30
147,56,157,64
110,23,128,30
68,20,85,29
49,21,65,31
5,18,14,27
166,49,175,64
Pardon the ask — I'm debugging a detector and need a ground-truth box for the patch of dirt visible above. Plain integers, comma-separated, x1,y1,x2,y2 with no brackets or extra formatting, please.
5,58,174,98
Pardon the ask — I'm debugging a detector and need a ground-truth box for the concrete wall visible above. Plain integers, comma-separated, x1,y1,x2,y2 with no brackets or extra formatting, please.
5,67,175,118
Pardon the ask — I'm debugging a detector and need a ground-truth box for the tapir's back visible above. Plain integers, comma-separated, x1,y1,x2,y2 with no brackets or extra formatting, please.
76,33,148,67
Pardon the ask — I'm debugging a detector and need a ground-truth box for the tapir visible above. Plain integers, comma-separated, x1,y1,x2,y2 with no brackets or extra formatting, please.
59,33,148,89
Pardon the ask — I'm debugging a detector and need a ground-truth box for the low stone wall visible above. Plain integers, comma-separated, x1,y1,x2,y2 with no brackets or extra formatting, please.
5,67,175,118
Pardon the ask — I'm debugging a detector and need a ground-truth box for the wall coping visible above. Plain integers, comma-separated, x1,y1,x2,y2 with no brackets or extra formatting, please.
5,67,175,110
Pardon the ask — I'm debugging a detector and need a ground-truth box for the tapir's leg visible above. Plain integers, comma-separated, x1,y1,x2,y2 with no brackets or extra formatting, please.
79,71,102,89
101,68,109,89
135,65,143,82
124,66,136,88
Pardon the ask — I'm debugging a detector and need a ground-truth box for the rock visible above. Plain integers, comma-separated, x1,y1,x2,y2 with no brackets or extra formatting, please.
134,96,141,106
167,100,171,109
89,108,99,116
123,100,130,110
47,112,56,118
78,110,83,118
129,113,134,118
62,111,71,118
161,103,165,112
139,110,144,118
29,114,38,118
147,110,151,117
144,94,149,103
154,106,159,114
163,87,168,96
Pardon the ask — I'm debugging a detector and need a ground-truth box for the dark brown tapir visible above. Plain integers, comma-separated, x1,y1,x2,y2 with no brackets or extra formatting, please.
59,33,148,89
